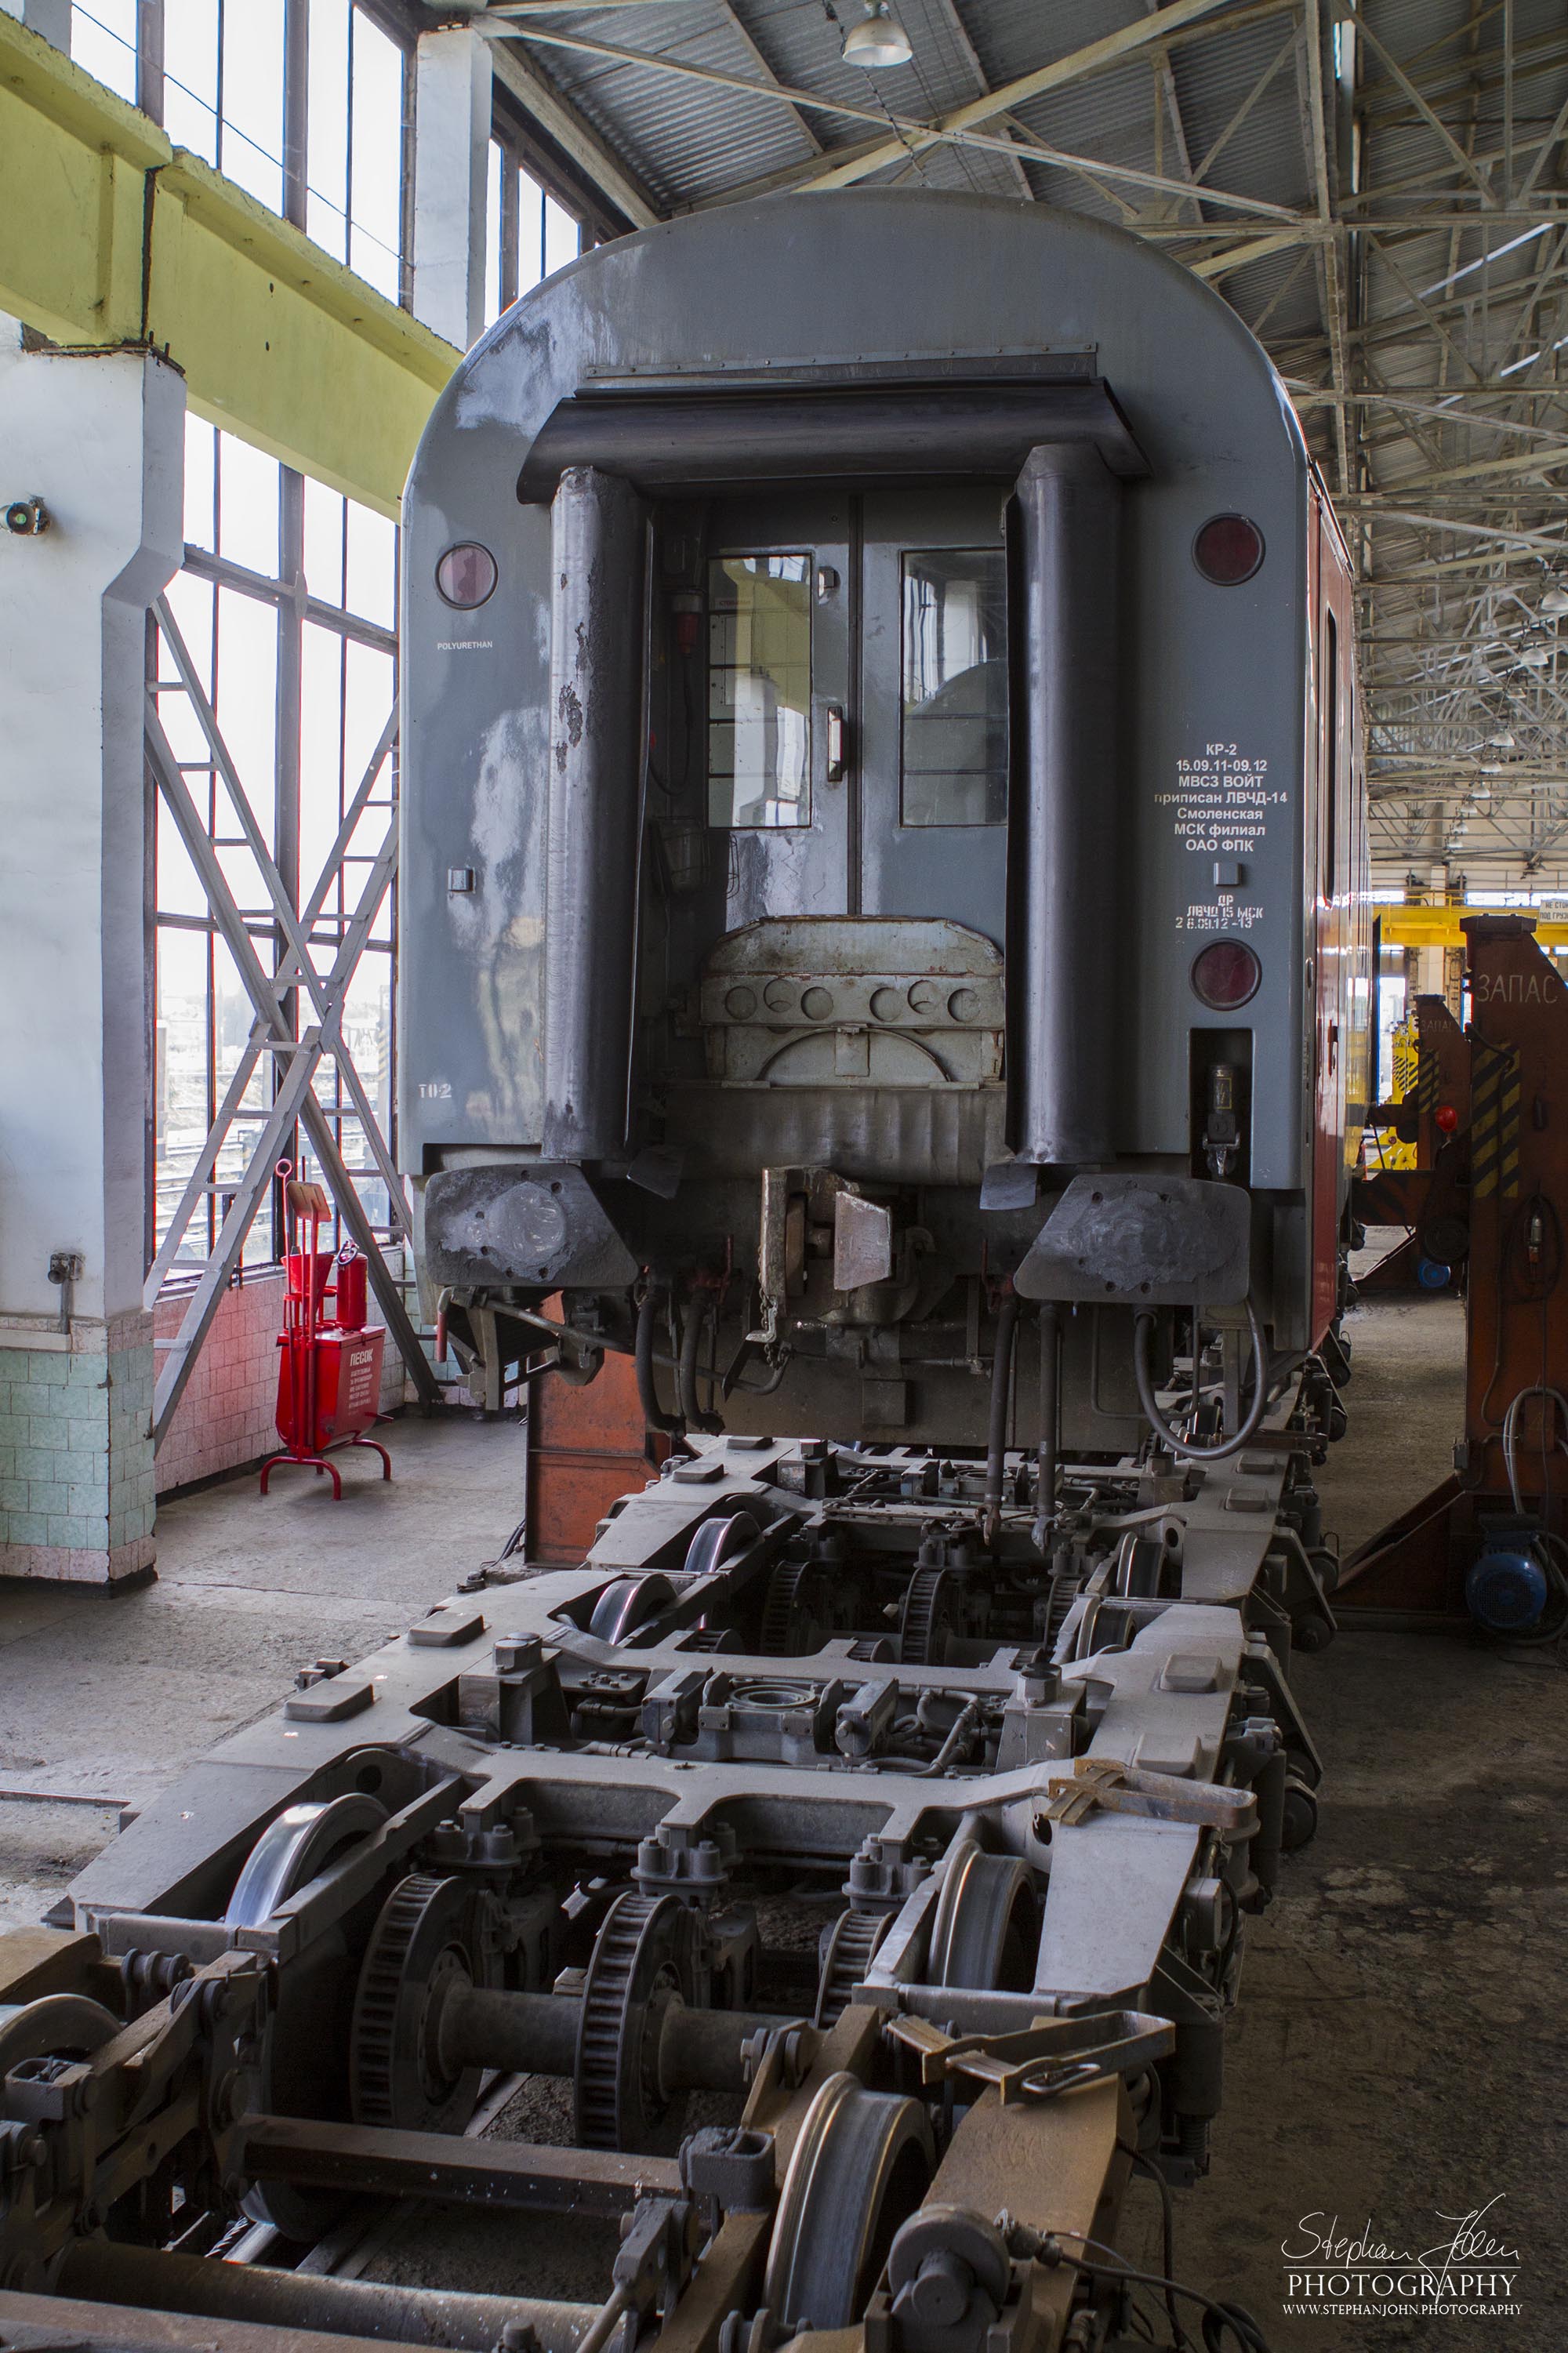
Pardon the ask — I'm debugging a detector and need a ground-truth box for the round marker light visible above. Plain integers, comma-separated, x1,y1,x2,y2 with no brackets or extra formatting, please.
1193,514,1265,585
436,542,498,609
1191,939,1261,1010
1436,1102,1459,1134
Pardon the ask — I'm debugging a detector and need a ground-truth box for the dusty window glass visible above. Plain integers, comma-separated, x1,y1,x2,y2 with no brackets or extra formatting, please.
901,549,1008,825
707,554,812,828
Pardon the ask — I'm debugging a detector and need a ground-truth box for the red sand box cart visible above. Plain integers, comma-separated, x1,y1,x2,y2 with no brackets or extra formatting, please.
260,1164,391,1498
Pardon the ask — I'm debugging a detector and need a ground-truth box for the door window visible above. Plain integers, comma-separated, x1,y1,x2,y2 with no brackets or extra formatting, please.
900,548,1007,825
707,553,813,828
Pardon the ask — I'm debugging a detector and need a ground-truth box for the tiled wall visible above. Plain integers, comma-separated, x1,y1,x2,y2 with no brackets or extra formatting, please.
154,1269,410,1494
0,1310,156,1587
0,1277,412,1586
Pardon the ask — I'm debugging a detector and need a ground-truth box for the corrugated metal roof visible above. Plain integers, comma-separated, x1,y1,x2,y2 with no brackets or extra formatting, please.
484,0,1568,884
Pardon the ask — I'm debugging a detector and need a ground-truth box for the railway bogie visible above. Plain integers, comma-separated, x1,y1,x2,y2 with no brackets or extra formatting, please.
0,1410,1333,2353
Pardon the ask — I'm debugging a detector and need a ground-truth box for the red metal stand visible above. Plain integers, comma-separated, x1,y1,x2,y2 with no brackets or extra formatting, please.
1340,917,1568,1618
260,1164,392,1499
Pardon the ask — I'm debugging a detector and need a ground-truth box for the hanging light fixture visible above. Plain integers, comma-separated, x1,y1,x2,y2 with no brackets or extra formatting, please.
1518,642,1552,668
1541,584,1568,615
842,2,913,69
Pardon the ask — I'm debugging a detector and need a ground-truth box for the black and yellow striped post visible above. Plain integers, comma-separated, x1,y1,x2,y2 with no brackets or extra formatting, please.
1469,1046,1520,1204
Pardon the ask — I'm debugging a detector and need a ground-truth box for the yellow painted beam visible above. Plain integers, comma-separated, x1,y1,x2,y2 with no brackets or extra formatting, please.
1379,906,1568,949
0,13,460,517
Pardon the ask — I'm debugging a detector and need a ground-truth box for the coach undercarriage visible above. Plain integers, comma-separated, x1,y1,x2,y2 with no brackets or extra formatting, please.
0,1398,1336,2353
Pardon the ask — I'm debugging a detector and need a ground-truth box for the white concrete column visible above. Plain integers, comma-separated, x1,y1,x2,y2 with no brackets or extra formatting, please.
411,24,492,350
0,0,71,49
0,338,185,1585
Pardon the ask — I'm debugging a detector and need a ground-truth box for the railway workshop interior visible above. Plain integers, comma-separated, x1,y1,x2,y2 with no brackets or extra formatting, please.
2,4,1566,2351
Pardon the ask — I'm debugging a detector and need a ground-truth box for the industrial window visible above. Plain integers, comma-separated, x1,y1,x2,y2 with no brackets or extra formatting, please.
303,0,408,300
900,549,1008,826
64,0,594,1285
151,423,398,1273
70,1,139,100
485,133,583,328
70,1,411,297
707,555,813,830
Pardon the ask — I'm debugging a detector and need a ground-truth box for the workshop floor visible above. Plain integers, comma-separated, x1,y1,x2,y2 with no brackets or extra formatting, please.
1,1299,1563,2350
0,1411,528,1921
1174,1284,1568,2353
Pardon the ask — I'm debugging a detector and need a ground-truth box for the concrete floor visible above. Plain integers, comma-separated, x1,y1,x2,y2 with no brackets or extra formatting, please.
1175,1286,1568,2353
1,1300,1563,2348
0,1413,528,1920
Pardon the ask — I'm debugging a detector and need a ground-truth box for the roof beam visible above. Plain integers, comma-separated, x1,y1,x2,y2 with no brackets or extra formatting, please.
486,16,1305,222
1301,2,1352,492
931,0,1033,204
486,34,661,228
753,0,1264,196
1389,441,1568,492
1350,6,1501,205
1189,27,1299,191
1141,0,1204,229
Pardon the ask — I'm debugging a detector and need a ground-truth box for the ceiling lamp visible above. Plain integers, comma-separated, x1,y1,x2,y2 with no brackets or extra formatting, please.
1541,585,1568,615
1489,731,1517,748
842,2,913,68
1518,643,1552,668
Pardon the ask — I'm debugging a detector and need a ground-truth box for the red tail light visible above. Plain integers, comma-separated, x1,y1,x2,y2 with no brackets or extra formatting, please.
1191,940,1261,1010
1193,514,1265,585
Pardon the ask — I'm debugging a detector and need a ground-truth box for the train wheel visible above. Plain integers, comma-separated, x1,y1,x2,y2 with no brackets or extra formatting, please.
588,1574,677,1645
350,1874,499,2134
0,1993,118,2081
925,1841,1036,1992
224,1794,389,1930
1280,1776,1319,1853
224,1794,389,2238
899,1569,954,1666
764,2073,934,2331
575,1891,695,2154
760,1560,827,1655
814,1907,892,2028
682,1512,760,1580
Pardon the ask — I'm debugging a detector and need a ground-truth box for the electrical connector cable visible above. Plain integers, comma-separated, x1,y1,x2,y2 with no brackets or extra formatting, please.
1501,1384,1568,1514
1022,2224,1271,2351
1133,1298,1268,1462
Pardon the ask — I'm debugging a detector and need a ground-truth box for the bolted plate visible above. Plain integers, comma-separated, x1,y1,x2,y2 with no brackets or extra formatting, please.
834,1193,894,1290
1014,1174,1250,1307
423,1163,637,1290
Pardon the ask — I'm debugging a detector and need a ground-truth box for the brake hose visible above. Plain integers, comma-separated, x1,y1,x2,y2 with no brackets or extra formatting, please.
983,1291,1022,1542
1133,1297,1268,1462
634,1287,684,1435
677,1292,722,1434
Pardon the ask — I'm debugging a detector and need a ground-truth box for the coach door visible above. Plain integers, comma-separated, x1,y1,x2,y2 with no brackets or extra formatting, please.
703,488,1007,941
703,496,852,929
858,488,1010,946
